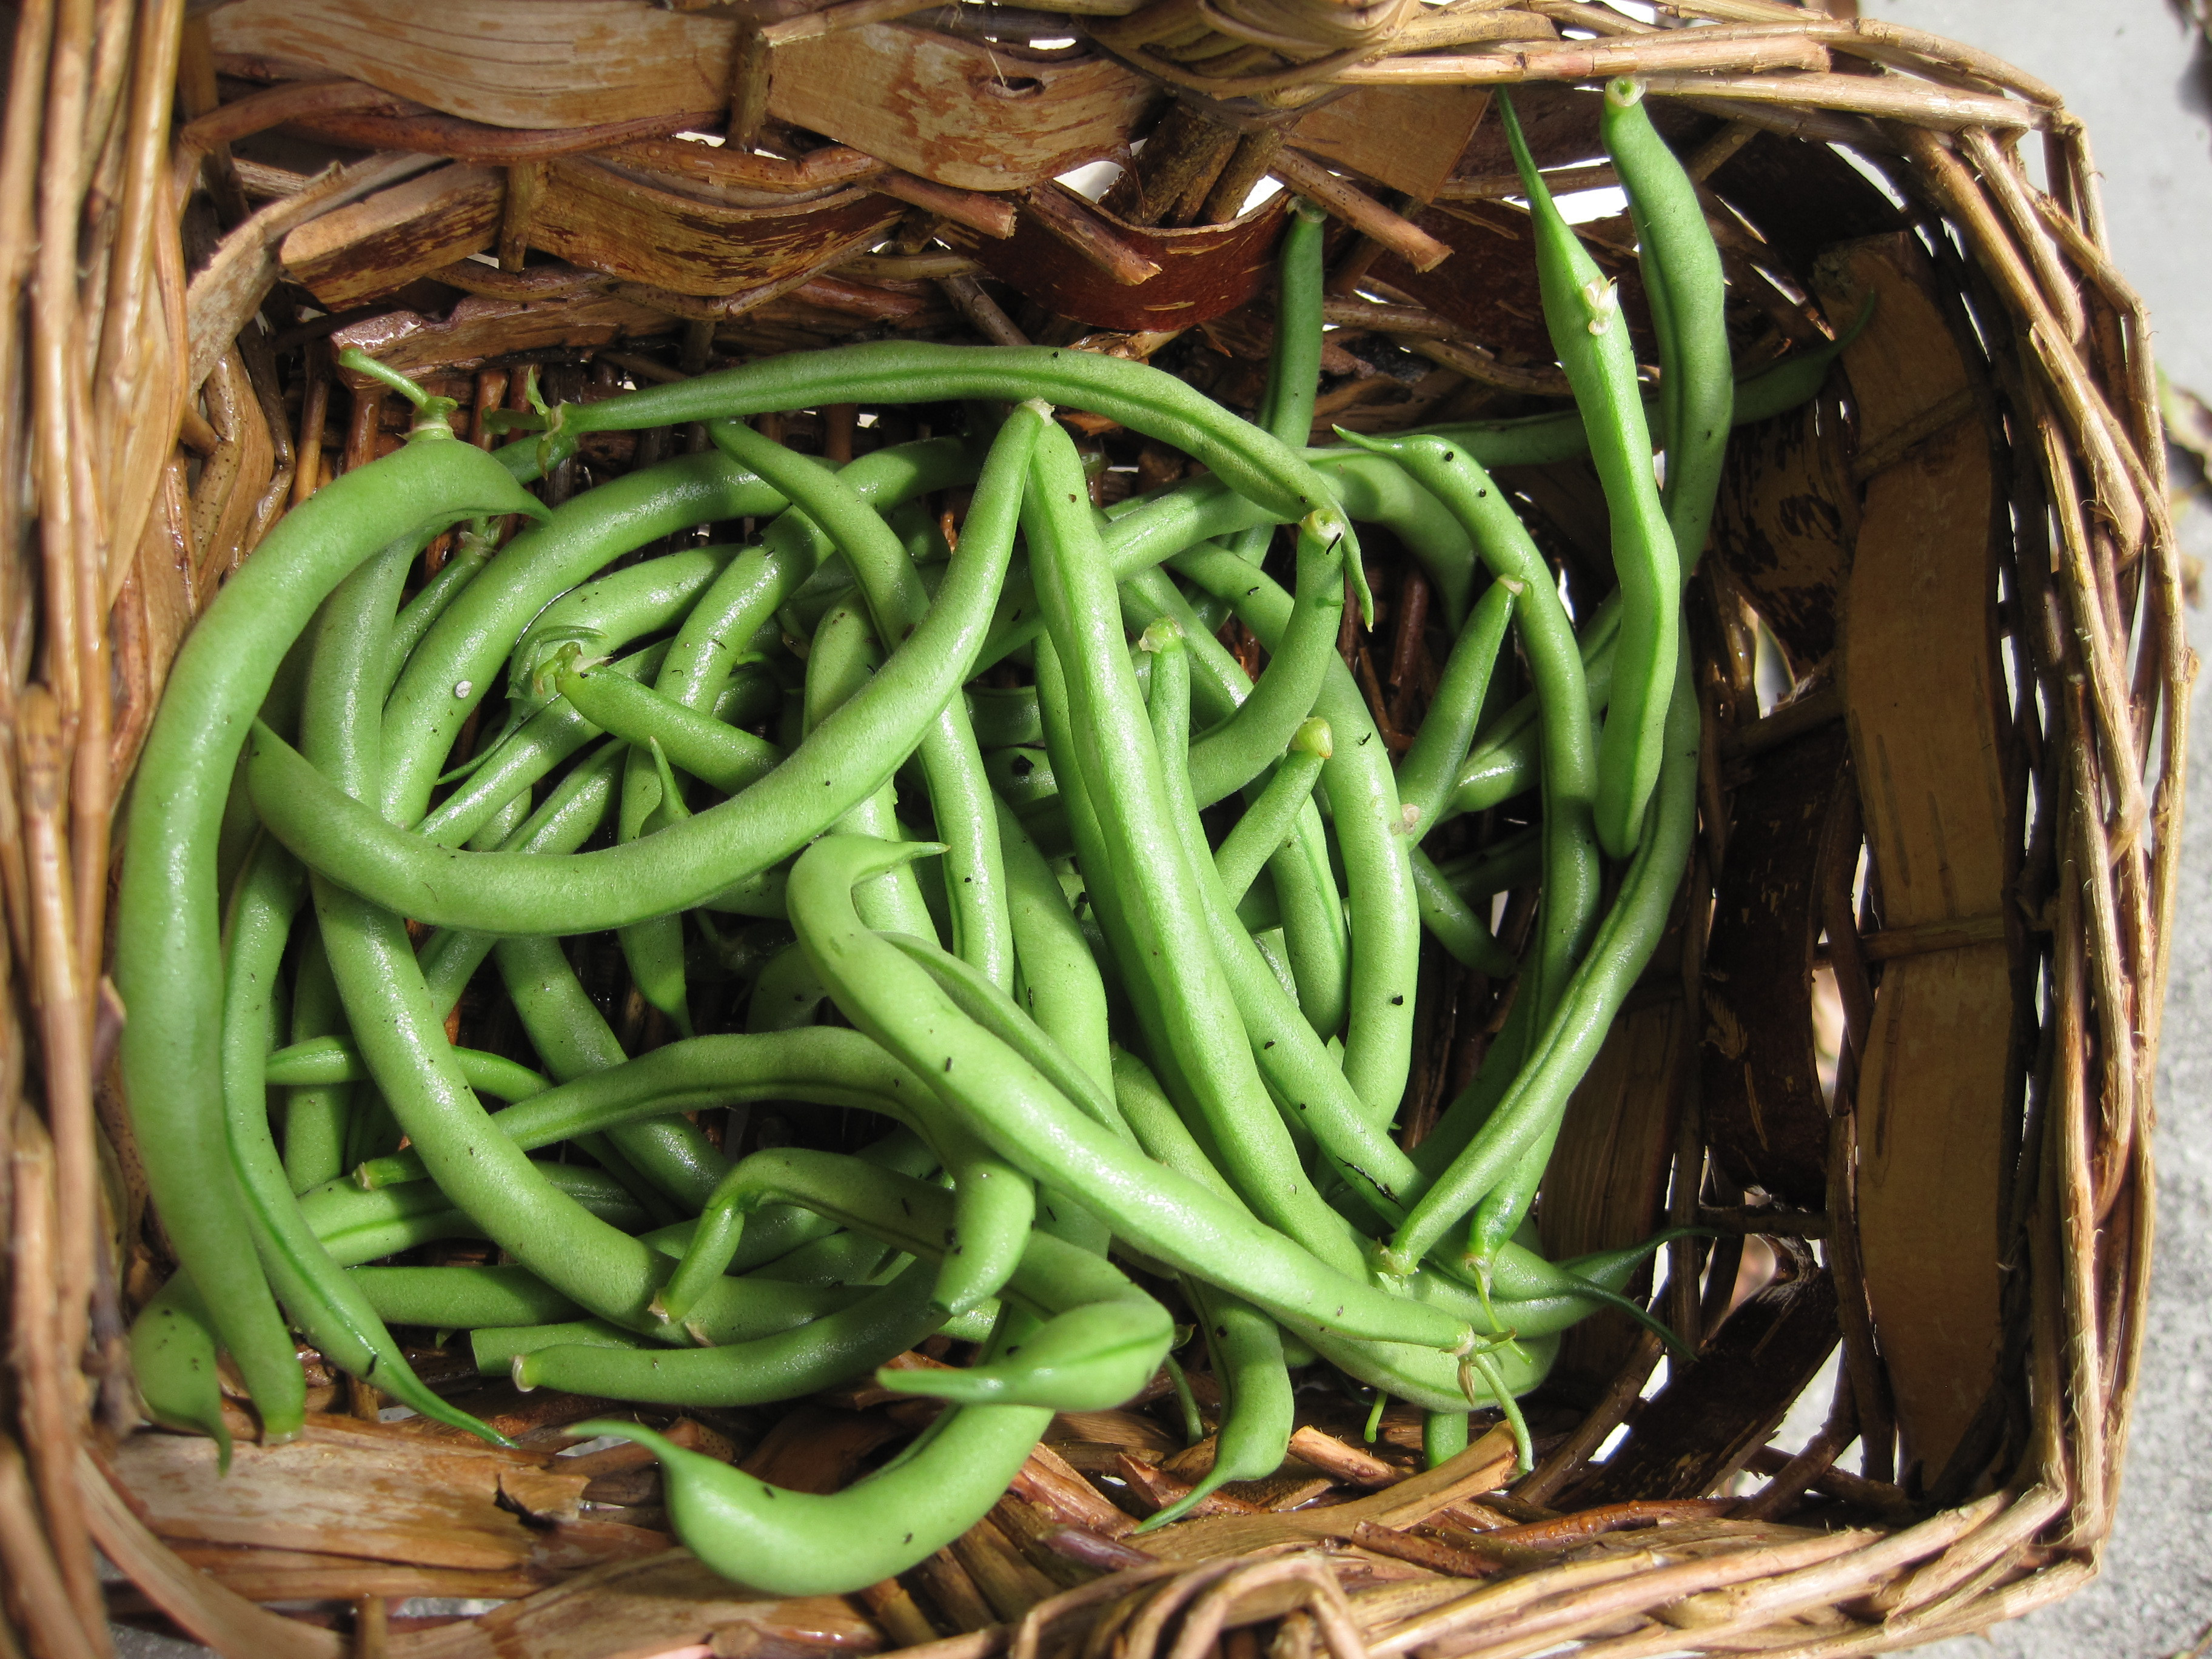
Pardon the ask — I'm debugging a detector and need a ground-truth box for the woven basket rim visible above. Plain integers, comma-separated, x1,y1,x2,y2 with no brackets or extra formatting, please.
0,4,2183,1657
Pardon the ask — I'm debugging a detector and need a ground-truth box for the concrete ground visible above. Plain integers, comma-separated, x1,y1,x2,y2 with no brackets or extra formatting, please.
108,4,2212,1655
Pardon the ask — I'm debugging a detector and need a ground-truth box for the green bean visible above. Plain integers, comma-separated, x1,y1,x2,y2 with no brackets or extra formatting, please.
984,745,1058,812
1409,847,1517,977
1410,320,1858,469
129,1272,232,1467
553,660,783,797
746,942,830,1033
521,1258,943,1405
1498,90,1678,860
1027,427,1364,1270
247,411,1044,936
495,933,730,1208
266,1034,549,1101
593,1151,1168,1404
1212,719,1329,908
382,522,496,700
301,1161,650,1268
413,642,668,848
741,1226,902,1290
1167,544,1417,1121
115,424,544,1436
882,931,1130,1142
712,416,1014,993
799,599,930,937
532,344,1358,563
565,1341,1050,1593
1141,623,1424,1221
1382,653,1698,1279
506,541,741,698
1603,76,1732,574
381,452,787,825
1117,567,1350,1037
471,1318,644,1375
629,436,978,844
223,840,506,1441
1396,577,1517,843
786,833,1472,1353
348,1265,580,1330
1330,435,1600,1036
1222,197,1327,566
1143,1283,1293,1527
1434,826,1543,909
994,800,1117,1108
1187,514,1344,809
414,739,626,1014
282,928,352,1194
968,685,1043,749
1445,597,1618,822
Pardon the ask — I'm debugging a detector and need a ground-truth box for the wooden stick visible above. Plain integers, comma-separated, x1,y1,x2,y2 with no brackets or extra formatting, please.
762,0,946,45
172,75,402,158
939,273,1030,346
879,170,1018,239
1341,33,1831,84
1020,183,1161,283
497,159,547,272
0,1432,98,1659
1270,149,1450,272
1639,70,2043,131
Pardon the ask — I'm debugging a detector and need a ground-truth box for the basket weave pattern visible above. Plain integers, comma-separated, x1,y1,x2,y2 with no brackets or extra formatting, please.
0,1,2187,1655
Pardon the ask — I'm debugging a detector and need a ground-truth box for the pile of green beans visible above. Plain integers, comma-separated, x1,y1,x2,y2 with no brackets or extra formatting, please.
119,89,1810,1594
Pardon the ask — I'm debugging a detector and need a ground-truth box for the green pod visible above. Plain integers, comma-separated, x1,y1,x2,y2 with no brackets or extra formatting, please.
115,423,548,1438
1601,76,1732,575
1498,90,1678,859
129,1272,232,1469
1386,650,1700,1277
247,417,1039,937
349,1264,581,1330
786,833,1472,1353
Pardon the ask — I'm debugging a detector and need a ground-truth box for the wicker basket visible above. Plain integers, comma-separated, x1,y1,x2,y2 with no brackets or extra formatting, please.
0,0,2185,1654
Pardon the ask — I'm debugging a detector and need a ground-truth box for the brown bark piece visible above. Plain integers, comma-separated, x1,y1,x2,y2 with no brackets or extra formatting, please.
1293,84,1490,203
768,24,1156,192
1369,199,1651,369
528,158,900,297
208,0,737,129
281,164,504,310
1709,392,1858,669
1700,723,1855,1210
158,1543,543,1604
111,1428,546,1569
387,1552,880,1659
1567,1265,1841,1506
943,189,1288,334
739,1406,907,1495
1139,1432,1517,1561
1008,1443,1139,1538
329,292,680,381
1815,232,2014,1483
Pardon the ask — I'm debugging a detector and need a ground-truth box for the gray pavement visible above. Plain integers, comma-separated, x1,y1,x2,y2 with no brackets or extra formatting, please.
1866,4,2212,1653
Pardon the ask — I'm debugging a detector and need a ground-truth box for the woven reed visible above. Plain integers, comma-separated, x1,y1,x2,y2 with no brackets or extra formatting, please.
0,1,2185,1655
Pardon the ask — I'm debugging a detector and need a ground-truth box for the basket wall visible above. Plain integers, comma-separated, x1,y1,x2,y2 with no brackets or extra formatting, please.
0,2,2185,1657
